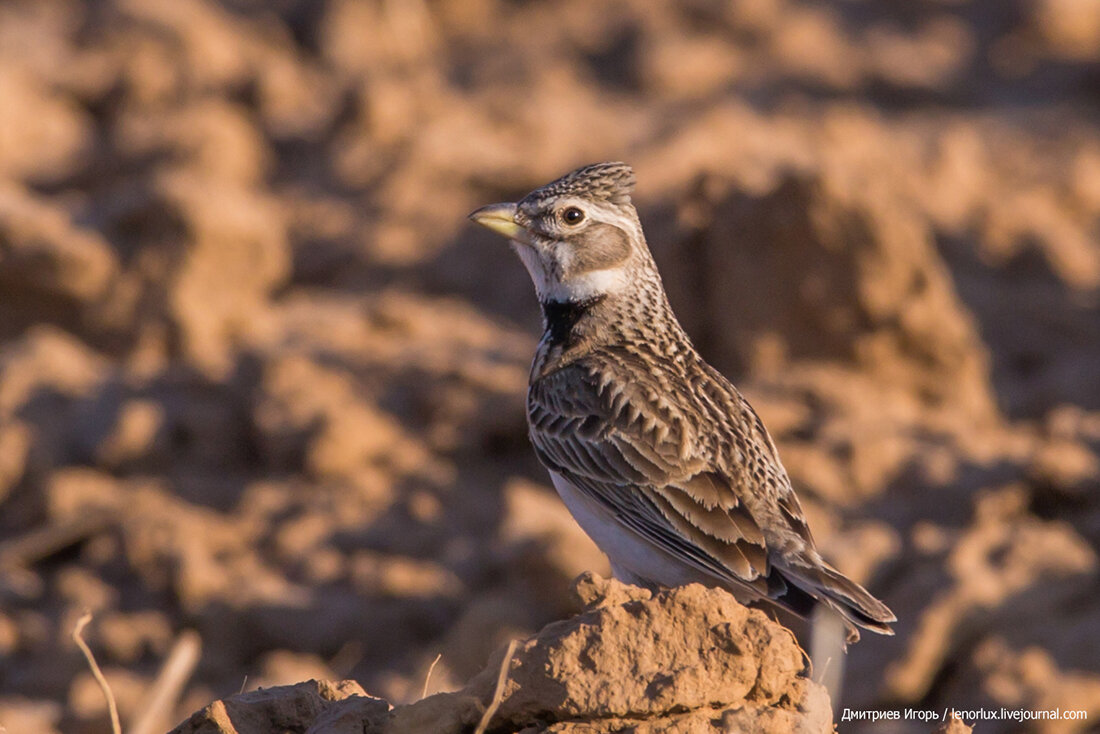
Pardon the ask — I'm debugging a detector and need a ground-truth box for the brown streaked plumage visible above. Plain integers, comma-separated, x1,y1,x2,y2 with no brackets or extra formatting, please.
469,162,895,642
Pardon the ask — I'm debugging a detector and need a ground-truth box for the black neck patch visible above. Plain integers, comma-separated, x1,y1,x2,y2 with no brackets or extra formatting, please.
540,295,606,345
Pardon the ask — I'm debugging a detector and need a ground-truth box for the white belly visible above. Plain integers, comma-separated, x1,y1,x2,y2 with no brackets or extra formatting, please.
548,471,714,589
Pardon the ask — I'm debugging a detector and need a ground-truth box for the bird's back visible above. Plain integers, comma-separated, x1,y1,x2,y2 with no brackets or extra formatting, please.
528,323,895,641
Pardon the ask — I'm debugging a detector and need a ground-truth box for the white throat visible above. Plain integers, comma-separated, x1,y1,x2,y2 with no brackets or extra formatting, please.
511,242,629,302
546,267,629,301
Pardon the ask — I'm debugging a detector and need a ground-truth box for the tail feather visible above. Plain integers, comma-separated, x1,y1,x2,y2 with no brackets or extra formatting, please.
818,563,895,624
774,560,895,643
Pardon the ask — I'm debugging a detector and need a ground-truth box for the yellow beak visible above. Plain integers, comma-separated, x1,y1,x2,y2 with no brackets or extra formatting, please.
468,202,523,240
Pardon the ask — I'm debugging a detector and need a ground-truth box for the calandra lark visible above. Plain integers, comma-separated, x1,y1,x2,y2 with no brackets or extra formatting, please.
470,162,894,642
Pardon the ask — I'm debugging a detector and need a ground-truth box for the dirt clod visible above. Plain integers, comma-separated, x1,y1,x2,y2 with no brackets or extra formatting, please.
172,576,832,734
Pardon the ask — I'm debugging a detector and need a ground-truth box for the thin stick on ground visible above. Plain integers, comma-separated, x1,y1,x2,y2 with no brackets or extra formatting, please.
128,629,202,734
473,639,517,734
421,653,442,700
72,611,121,734
814,656,833,685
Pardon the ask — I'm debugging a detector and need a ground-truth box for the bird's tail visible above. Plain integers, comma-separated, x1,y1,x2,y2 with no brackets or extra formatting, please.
782,560,895,644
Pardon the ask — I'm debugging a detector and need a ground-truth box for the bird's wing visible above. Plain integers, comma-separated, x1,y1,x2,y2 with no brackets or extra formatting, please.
527,358,772,596
530,354,897,638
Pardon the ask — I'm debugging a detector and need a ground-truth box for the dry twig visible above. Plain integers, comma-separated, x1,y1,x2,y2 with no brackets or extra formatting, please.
72,611,121,734
128,629,202,734
473,639,517,734
421,652,442,700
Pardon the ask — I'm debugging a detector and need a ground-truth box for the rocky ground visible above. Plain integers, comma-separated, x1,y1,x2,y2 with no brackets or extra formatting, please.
0,0,1098,732
172,574,839,733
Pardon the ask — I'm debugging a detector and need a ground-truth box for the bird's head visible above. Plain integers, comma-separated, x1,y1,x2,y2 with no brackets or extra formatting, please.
469,162,649,304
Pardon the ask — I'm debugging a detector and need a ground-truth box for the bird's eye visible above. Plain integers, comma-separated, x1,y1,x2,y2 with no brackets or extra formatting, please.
562,206,585,225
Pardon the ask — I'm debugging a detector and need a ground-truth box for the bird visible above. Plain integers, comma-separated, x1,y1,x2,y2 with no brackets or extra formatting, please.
469,161,895,643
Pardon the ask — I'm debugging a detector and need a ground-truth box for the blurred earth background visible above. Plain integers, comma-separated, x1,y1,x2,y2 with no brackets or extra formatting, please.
1,0,1099,732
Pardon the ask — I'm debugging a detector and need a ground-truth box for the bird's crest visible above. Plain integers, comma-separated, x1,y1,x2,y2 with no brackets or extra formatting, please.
527,162,636,205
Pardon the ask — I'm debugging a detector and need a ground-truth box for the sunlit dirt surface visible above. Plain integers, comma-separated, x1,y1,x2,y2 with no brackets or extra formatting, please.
0,1,1098,732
